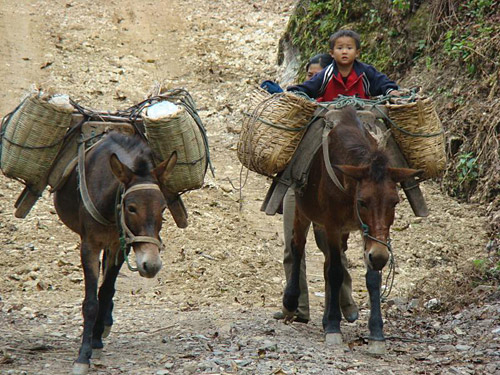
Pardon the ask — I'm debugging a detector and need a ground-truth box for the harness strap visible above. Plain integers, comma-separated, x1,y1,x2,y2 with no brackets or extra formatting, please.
322,121,347,193
78,140,113,226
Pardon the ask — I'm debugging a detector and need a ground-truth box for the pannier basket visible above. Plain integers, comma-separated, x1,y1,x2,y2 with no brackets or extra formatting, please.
386,97,446,179
142,90,209,194
237,89,318,177
0,91,73,186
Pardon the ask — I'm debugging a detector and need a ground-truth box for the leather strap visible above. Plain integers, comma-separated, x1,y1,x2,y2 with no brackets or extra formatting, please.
78,140,113,225
321,121,347,193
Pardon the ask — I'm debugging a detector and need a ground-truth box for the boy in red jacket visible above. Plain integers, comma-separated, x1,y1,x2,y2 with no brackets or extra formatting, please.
288,30,401,100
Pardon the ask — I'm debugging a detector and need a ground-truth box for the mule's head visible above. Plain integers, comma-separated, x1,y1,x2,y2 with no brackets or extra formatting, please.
110,151,177,278
336,160,422,271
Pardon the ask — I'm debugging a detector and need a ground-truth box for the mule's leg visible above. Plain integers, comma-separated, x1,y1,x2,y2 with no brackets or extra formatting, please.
322,233,344,345
99,250,118,339
74,242,101,375
313,229,358,323
282,205,311,320
91,248,124,358
281,189,310,321
340,234,358,323
366,268,385,355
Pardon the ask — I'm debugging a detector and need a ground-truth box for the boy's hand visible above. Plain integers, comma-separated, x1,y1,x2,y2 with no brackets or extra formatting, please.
389,90,403,96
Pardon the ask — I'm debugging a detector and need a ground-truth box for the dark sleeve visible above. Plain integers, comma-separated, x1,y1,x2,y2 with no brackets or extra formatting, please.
286,68,327,99
364,64,399,96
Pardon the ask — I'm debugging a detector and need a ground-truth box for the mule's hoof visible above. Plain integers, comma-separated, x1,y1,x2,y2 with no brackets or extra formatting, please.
341,305,359,323
368,340,386,356
325,333,343,345
72,362,90,375
102,325,112,338
91,348,103,359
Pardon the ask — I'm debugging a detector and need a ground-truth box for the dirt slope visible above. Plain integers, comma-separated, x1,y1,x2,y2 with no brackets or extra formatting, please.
0,1,497,375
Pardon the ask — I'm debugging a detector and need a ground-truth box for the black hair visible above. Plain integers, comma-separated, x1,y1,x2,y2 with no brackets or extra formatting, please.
329,30,361,50
305,53,333,72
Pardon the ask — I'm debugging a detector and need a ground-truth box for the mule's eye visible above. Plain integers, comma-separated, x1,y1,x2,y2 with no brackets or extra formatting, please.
128,205,137,214
358,200,368,209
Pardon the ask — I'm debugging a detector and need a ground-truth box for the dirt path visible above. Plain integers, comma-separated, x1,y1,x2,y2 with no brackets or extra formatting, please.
0,1,498,375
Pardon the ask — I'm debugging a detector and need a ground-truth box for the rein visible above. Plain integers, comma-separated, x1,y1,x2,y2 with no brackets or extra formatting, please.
355,201,395,300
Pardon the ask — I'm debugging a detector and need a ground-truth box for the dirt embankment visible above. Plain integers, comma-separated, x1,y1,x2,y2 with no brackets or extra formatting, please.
0,1,497,375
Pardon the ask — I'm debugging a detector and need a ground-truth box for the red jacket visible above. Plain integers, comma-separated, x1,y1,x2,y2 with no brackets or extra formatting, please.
317,68,368,102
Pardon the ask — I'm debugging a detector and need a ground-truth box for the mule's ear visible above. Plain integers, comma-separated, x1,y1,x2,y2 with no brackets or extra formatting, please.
110,153,133,184
153,151,178,184
388,167,423,183
333,165,368,181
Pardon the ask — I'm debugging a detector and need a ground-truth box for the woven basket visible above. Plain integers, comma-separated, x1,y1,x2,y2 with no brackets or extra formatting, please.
0,93,73,186
386,97,446,179
143,104,207,193
237,89,318,177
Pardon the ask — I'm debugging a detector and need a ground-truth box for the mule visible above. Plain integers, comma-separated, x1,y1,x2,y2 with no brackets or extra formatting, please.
282,107,421,353
54,132,177,374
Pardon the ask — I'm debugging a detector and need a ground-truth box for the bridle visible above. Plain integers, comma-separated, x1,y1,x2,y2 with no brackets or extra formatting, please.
116,183,165,272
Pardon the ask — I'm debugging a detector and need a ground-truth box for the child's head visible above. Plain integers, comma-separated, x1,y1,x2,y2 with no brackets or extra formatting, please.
328,30,361,68
305,53,333,80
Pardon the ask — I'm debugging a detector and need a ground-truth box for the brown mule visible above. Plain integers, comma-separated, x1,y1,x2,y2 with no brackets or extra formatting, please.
282,107,421,353
54,132,177,374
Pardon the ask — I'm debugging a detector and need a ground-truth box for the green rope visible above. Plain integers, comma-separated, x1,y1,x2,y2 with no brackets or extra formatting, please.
317,92,444,138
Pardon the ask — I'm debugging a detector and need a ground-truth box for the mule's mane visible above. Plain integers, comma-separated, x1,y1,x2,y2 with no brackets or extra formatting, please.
106,132,154,177
335,107,390,182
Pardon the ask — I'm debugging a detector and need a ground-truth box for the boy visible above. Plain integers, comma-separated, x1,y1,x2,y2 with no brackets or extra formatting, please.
288,29,401,100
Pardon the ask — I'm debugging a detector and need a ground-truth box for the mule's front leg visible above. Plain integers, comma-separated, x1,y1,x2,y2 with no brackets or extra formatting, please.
323,243,344,345
73,242,100,375
366,268,385,355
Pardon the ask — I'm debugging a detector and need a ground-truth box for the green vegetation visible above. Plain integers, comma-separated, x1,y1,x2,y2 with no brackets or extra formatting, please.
282,0,499,202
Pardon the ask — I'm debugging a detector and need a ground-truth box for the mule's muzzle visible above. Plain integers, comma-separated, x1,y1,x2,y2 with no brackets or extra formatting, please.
366,244,389,271
134,244,162,278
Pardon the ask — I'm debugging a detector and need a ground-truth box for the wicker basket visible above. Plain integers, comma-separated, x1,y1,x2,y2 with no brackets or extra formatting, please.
143,103,207,193
386,97,446,179
237,89,318,177
0,93,73,186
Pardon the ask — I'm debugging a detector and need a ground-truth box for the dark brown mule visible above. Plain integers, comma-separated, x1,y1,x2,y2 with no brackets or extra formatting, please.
283,107,421,353
54,132,177,375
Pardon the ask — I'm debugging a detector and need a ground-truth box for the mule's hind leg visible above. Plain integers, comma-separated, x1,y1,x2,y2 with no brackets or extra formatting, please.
92,247,124,358
313,228,358,323
74,242,101,375
282,207,310,320
339,234,358,323
99,250,117,339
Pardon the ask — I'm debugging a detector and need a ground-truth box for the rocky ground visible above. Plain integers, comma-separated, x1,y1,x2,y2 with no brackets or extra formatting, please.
0,1,498,374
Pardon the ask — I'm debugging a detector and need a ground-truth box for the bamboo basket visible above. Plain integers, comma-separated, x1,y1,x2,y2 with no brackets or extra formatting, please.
237,89,318,177
0,92,73,186
386,97,446,179
143,103,207,193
